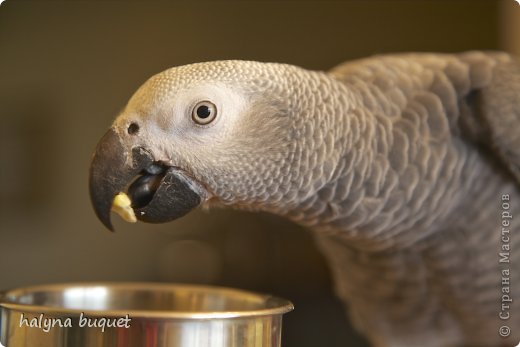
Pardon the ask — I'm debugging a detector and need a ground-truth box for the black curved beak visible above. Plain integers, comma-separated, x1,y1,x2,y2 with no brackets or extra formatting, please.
89,129,206,231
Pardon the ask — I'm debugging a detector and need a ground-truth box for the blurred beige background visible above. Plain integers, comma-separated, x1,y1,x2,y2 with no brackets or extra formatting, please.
0,1,518,346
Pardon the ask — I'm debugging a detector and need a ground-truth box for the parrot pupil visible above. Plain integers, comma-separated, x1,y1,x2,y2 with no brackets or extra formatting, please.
196,105,211,119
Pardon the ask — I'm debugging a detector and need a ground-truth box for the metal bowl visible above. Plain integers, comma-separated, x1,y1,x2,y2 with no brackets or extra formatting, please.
0,282,293,347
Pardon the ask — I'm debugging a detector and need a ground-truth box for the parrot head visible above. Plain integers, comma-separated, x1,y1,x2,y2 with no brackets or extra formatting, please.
89,61,300,230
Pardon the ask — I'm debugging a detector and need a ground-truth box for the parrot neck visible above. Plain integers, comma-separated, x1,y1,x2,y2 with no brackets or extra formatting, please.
272,69,498,252
267,70,398,250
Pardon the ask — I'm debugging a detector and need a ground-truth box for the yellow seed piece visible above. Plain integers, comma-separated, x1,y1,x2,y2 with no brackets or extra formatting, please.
111,193,137,223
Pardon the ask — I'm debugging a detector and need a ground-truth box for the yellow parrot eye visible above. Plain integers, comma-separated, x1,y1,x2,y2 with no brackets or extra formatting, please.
192,101,217,125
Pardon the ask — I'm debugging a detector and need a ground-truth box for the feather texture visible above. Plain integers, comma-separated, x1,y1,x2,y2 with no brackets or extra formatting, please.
112,52,520,347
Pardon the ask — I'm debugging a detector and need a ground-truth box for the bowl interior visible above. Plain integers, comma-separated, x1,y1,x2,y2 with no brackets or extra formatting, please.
2,283,293,317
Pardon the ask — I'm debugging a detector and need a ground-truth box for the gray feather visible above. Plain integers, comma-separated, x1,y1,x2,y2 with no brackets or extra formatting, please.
112,52,520,347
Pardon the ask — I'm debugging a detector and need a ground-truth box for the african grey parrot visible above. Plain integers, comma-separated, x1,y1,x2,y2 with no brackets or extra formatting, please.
89,51,520,347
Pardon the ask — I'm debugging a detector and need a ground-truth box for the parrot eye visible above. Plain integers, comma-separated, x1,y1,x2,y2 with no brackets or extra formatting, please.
192,101,217,125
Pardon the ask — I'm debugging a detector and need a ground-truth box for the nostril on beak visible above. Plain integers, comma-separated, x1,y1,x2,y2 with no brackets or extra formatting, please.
128,122,140,135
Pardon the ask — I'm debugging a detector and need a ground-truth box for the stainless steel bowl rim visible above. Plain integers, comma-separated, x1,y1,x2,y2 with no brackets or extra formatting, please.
0,282,294,319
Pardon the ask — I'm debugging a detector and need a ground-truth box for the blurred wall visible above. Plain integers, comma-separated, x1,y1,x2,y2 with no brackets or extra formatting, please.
501,0,520,56
0,1,515,346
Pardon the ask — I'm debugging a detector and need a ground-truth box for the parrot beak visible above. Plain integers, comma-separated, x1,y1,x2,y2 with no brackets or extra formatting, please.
89,129,207,231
